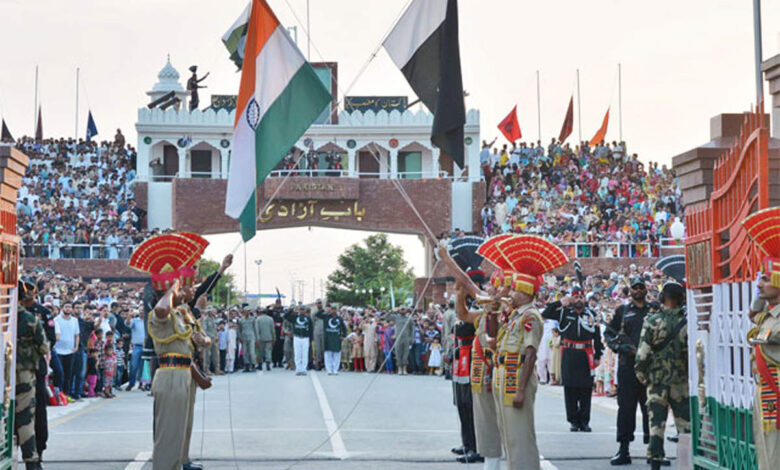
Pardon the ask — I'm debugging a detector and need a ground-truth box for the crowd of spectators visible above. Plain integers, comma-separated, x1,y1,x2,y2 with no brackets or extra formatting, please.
478,138,684,258
11,131,151,260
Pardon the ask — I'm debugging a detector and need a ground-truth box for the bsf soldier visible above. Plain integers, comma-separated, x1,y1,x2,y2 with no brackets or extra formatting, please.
200,307,221,375
605,276,657,465
542,285,603,432
255,308,276,371
239,308,258,372
635,282,690,470
16,278,50,470
742,209,780,470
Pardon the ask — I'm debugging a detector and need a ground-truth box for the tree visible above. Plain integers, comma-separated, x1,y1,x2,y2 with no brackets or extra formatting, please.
326,234,415,307
197,258,239,306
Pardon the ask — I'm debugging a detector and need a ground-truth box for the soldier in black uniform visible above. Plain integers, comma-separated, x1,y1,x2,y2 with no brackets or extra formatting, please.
451,317,481,463
605,276,657,465
30,282,55,465
272,299,286,367
542,285,603,432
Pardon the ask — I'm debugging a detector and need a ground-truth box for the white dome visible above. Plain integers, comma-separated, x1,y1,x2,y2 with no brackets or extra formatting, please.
151,57,184,93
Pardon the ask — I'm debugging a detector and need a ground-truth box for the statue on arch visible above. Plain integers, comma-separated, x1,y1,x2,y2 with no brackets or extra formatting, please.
187,66,209,111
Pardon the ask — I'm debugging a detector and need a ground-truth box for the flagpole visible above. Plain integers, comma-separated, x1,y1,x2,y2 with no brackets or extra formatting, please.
34,65,38,132
306,0,311,60
618,63,623,142
536,70,541,142
576,69,582,143
75,67,80,139
753,0,763,106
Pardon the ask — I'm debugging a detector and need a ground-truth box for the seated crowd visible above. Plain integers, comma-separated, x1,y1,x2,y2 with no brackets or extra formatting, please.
13,132,151,259
478,138,683,258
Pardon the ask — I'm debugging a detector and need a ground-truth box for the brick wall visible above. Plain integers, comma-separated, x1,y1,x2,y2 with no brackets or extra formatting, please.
170,178,452,237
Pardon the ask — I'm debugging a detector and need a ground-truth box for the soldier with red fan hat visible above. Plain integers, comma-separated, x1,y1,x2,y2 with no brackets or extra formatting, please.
129,233,232,470
742,208,780,470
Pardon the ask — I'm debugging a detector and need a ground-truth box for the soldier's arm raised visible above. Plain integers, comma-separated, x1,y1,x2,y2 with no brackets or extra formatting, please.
454,282,481,324
154,279,179,319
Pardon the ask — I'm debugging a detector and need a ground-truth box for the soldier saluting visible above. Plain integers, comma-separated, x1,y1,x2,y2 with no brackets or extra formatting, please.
542,285,603,432
634,282,690,470
605,275,657,465
16,278,49,470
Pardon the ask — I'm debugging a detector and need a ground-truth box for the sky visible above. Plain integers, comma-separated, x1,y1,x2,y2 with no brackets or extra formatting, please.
2,0,780,301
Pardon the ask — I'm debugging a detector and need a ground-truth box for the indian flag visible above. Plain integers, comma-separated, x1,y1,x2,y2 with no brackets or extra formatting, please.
225,0,332,241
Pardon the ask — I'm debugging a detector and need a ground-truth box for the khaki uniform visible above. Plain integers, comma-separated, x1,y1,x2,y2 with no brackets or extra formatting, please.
149,306,194,470
201,314,219,373
492,303,543,470
239,316,257,367
748,304,780,470
255,314,276,365
471,313,502,459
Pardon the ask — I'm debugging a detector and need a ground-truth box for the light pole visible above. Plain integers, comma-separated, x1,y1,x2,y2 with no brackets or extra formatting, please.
254,259,263,306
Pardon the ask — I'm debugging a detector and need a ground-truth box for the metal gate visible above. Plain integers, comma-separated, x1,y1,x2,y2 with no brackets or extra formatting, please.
684,105,769,469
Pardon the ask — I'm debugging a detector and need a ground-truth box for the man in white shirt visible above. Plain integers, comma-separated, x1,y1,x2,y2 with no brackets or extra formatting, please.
54,302,80,398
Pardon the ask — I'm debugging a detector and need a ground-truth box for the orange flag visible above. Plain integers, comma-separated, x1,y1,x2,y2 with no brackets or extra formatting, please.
588,108,609,146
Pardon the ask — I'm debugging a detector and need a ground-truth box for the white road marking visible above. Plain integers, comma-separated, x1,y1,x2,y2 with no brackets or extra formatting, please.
124,451,152,470
539,453,559,470
310,371,349,459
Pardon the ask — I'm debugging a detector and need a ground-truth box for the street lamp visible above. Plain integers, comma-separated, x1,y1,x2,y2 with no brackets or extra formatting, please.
254,259,263,306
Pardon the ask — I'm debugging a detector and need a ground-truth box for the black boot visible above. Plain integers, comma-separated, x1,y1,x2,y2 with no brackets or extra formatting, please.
266,362,271,371
647,458,671,466
610,441,631,465
650,461,662,470
25,462,42,470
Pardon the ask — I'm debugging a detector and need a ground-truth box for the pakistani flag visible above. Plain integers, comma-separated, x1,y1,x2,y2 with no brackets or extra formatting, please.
223,2,251,70
383,0,465,167
225,0,332,241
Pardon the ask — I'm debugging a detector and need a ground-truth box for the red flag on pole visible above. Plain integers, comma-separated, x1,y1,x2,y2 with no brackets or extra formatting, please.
588,107,610,146
558,96,574,143
497,105,522,142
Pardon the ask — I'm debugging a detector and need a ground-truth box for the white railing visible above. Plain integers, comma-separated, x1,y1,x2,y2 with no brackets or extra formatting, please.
21,244,136,260
267,169,452,179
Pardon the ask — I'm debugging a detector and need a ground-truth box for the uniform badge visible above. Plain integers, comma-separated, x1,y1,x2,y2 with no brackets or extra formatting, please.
524,318,535,332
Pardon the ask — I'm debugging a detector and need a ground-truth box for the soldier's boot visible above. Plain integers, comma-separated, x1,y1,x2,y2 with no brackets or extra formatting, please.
265,362,271,371
646,459,671,467
25,462,42,470
610,441,631,465
650,461,662,470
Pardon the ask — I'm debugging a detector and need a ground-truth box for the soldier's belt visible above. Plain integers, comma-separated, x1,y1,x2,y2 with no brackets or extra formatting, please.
159,353,192,369
562,339,591,350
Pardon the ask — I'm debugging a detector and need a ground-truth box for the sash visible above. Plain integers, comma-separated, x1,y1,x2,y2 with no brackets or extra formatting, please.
755,344,780,432
470,336,492,394
501,353,523,406
453,344,473,384
562,339,596,376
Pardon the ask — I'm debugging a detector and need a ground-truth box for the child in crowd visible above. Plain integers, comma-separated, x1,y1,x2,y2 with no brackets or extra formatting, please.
114,338,126,388
351,331,364,372
102,343,117,398
427,337,442,375
86,349,99,397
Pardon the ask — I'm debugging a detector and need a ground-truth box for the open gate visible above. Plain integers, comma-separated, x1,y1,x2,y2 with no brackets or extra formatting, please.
683,105,769,469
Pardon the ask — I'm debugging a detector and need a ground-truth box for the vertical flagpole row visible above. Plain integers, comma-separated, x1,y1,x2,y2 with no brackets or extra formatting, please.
618,63,623,142
536,70,541,143
576,69,582,144
75,67,80,139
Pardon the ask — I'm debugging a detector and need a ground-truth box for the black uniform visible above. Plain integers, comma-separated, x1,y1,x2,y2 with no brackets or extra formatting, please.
452,321,477,454
272,308,285,367
542,301,603,430
30,303,55,458
605,301,658,444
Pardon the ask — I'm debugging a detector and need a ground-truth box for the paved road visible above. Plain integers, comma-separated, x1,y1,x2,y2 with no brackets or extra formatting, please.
38,370,679,469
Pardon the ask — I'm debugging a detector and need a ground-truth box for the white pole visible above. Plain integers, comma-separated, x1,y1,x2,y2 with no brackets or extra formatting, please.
536,70,541,142
753,0,763,106
75,67,79,139
243,243,247,294
576,69,582,143
34,65,38,132
618,63,623,141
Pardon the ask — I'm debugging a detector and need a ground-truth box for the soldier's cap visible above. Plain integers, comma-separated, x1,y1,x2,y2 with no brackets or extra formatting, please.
189,65,197,73
629,276,646,288
661,281,685,299
18,277,38,301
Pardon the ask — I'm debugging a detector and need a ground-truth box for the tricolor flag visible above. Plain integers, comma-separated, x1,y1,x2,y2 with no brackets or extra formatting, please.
86,111,99,142
383,0,465,167
223,2,251,71
225,0,332,242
